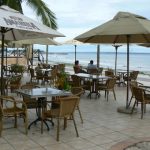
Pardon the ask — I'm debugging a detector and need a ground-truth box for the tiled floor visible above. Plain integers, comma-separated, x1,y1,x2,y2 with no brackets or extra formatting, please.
1,73,150,150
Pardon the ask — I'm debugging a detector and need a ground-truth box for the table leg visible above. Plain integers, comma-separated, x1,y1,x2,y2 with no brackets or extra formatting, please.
28,97,54,130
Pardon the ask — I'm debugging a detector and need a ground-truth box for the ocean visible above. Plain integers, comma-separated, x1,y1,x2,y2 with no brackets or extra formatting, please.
42,52,150,72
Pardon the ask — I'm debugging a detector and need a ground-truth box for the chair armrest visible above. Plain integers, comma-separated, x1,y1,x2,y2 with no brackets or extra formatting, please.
137,82,143,86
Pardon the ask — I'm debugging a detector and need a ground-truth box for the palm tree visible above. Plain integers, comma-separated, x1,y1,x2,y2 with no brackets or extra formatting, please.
0,0,57,29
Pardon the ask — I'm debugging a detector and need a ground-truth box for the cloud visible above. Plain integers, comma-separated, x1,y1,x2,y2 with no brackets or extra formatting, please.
22,0,150,43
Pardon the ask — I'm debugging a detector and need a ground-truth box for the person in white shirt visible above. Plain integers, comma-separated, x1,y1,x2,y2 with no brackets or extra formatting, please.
87,60,97,69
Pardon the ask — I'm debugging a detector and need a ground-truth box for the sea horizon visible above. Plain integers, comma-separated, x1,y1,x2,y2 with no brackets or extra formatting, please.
37,51,150,73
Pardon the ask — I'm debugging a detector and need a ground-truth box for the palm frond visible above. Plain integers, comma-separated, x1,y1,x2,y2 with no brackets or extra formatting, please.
26,0,57,29
1,0,23,13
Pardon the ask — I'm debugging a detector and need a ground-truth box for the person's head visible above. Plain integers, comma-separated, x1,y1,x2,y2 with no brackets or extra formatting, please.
90,60,93,64
75,60,79,65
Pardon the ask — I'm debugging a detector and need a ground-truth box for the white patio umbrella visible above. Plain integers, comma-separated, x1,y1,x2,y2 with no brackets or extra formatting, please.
75,11,150,112
10,38,60,46
10,38,60,64
0,5,64,94
63,39,84,62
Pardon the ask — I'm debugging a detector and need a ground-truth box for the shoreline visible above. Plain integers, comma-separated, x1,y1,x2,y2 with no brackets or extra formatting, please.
1,57,149,84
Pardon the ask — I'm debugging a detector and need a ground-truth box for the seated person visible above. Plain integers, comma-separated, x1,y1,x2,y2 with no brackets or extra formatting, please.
35,63,43,76
87,60,98,74
87,60,97,70
35,63,42,72
74,60,87,73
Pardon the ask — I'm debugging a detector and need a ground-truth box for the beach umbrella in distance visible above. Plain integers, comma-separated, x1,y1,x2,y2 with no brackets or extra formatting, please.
75,11,150,112
112,44,122,76
0,5,64,95
63,39,84,62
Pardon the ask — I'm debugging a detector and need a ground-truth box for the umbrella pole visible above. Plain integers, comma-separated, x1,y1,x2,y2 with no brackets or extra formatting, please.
1,31,5,95
6,46,7,76
97,45,100,68
46,45,48,64
126,35,130,108
117,36,133,114
75,45,77,62
115,47,118,76
31,45,33,66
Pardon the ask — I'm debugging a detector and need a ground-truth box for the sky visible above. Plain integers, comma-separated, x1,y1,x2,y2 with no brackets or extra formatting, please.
21,0,150,53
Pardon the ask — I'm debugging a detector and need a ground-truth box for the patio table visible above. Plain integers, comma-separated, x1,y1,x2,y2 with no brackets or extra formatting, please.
75,73,111,98
40,68,52,75
117,70,131,86
16,87,71,130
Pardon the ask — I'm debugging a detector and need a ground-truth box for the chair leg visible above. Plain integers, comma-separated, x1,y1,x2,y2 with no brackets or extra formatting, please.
141,103,144,119
131,100,136,114
0,119,2,137
144,104,146,113
14,114,17,128
41,114,44,134
72,114,79,137
77,106,83,123
106,91,109,101
57,118,60,141
24,113,28,135
113,90,116,100
105,90,106,98
64,117,67,130
128,95,133,107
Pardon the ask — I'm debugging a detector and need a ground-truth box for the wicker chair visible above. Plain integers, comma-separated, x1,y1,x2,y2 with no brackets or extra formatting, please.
29,68,37,82
8,75,22,93
98,67,103,75
44,68,58,87
70,75,88,94
0,77,8,95
129,81,143,107
131,86,150,119
71,87,84,123
36,70,44,83
87,68,99,74
105,70,120,84
58,64,65,72
0,96,28,135
70,75,82,87
98,78,116,101
41,96,79,141
21,84,38,112
123,71,139,84
0,104,3,137
105,70,114,77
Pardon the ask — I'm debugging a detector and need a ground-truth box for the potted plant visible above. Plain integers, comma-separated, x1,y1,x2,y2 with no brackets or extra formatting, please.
56,71,71,91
